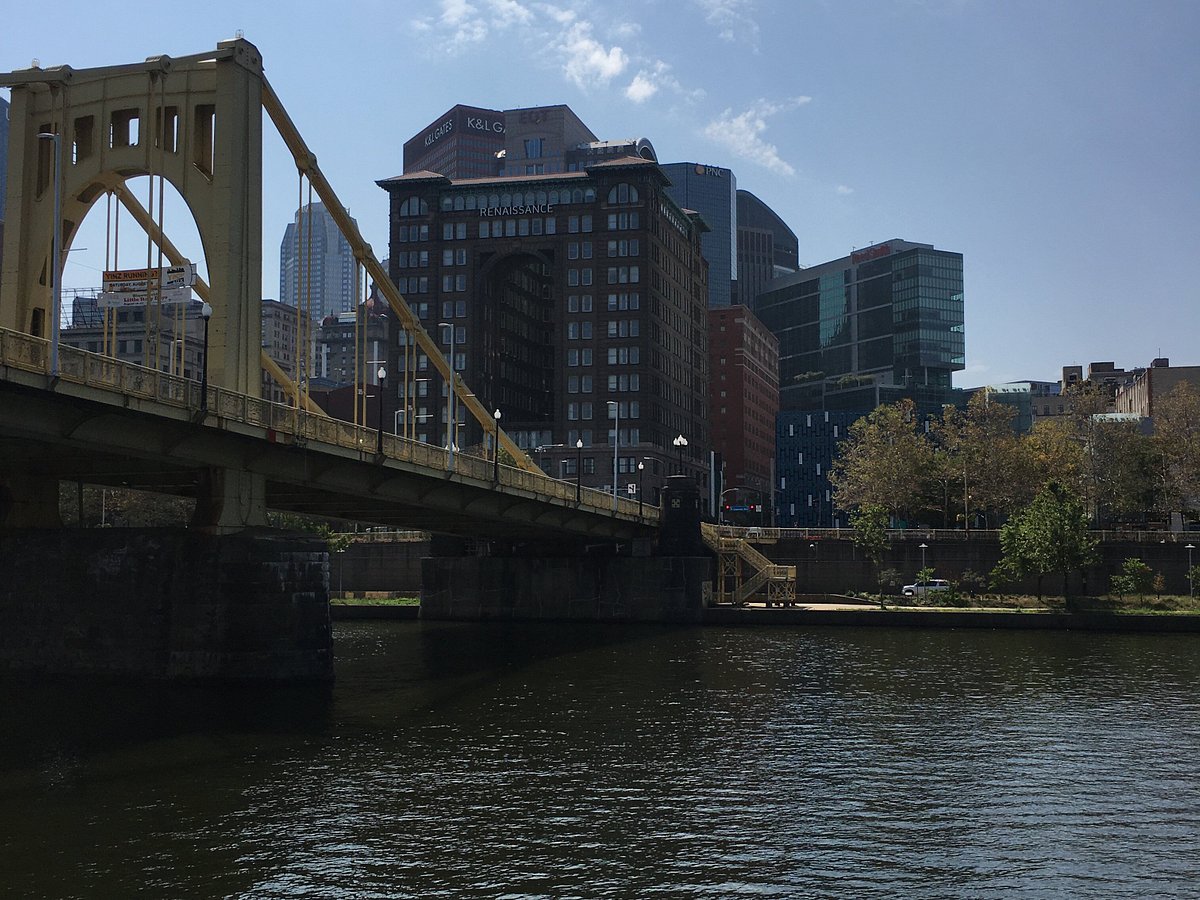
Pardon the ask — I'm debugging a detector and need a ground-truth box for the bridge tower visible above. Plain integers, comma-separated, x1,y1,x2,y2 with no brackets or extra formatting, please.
0,39,264,396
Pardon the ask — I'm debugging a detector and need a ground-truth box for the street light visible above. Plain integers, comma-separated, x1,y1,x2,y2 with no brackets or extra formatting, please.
637,461,645,516
493,408,502,484
673,434,688,474
439,322,456,470
919,542,929,572
1188,544,1196,599
575,438,583,503
199,302,212,415
376,366,386,456
607,400,620,512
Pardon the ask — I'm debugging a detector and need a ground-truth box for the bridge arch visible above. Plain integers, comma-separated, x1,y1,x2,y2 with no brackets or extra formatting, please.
1,39,264,395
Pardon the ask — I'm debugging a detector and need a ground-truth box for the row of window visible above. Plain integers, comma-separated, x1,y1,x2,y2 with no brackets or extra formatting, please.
566,401,642,420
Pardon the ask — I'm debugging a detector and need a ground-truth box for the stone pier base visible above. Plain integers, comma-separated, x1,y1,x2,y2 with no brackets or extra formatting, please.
0,528,332,681
421,555,713,623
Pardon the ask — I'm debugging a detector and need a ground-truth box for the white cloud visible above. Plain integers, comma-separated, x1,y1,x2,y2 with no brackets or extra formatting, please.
558,21,629,89
624,60,674,103
487,0,534,27
626,73,659,103
836,185,854,195
702,97,811,176
694,0,760,44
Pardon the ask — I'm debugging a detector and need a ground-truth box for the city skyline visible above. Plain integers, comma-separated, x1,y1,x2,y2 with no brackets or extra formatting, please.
3,0,1197,385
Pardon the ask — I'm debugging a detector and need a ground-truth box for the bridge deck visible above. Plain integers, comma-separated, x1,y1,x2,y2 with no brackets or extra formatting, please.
0,329,657,542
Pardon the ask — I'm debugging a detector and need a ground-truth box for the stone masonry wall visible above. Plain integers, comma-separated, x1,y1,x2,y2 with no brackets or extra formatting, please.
0,528,332,681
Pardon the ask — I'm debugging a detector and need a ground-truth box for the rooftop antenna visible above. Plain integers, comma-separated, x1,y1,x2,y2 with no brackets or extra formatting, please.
235,29,245,39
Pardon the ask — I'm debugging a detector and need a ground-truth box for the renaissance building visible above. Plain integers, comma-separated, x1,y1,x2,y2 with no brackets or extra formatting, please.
377,157,712,501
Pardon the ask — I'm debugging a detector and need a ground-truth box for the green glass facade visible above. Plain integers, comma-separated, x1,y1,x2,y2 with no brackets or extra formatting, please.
754,240,964,411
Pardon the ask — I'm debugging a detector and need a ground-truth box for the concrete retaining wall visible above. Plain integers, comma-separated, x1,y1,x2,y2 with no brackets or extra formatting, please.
421,556,713,623
0,528,332,681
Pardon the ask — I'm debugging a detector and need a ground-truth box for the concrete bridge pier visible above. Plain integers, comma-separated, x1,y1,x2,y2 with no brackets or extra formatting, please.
420,476,713,623
191,467,269,533
0,463,63,529
0,527,332,681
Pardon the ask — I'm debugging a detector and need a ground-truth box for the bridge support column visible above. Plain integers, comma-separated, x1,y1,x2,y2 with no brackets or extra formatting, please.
191,467,268,532
0,465,62,528
0,528,331,681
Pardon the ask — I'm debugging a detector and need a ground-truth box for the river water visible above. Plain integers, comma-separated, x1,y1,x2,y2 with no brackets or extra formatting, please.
2,621,1198,898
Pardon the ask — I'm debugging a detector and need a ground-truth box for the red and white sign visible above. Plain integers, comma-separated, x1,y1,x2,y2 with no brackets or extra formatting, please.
99,263,196,308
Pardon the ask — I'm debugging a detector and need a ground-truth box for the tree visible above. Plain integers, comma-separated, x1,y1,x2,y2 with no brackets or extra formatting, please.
830,400,936,523
1111,557,1154,600
992,482,1098,606
850,503,890,592
930,393,1023,528
1153,382,1200,522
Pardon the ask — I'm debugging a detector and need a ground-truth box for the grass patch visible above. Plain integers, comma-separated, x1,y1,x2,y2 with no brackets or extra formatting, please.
331,595,420,607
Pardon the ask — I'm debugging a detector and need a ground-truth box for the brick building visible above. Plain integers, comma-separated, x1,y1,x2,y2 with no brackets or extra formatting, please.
708,306,779,515
377,157,711,502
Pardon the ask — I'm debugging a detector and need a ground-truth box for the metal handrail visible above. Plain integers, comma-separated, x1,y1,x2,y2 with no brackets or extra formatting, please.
0,328,656,523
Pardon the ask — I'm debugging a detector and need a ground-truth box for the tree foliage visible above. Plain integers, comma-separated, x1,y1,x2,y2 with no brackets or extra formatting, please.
830,400,934,521
1153,382,1200,519
992,483,1098,604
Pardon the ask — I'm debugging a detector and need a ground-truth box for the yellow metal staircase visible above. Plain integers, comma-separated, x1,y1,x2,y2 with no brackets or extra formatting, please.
701,524,797,605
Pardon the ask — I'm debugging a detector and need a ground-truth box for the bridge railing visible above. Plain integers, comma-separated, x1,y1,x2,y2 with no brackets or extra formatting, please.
0,328,651,522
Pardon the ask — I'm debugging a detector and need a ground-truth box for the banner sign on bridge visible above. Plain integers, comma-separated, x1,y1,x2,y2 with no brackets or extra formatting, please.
99,263,197,308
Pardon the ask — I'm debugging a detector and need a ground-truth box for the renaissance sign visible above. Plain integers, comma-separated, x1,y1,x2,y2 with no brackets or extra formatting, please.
478,203,555,217
99,262,197,307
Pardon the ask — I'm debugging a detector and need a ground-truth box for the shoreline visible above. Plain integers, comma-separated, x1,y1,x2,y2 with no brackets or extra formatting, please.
330,601,1200,632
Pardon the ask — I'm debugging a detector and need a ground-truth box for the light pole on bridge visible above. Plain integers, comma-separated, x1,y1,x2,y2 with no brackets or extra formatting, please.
199,302,212,415
376,366,386,457
493,408,502,484
575,438,583,503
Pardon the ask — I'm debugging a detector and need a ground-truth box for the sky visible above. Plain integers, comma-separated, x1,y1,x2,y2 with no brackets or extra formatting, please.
3,0,1198,385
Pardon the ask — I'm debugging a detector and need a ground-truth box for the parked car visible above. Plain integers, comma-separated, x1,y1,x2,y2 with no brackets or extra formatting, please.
901,579,951,598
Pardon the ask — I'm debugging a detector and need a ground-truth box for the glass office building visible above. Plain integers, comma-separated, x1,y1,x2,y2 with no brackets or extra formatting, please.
660,162,736,308
755,239,964,412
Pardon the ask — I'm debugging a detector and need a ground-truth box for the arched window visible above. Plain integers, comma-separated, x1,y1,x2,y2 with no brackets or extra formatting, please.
399,196,429,217
571,188,584,204
453,195,465,211
549,190,560,205
500,192,512,207
536,191,547,205
584,188,596,203
607,183,639,204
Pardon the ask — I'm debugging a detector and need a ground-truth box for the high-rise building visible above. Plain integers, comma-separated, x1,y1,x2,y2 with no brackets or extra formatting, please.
500,105,598,176
660,162,737,308
0,94,8,214
1,94,9,265
402,103,608,180
756,239,964,412
735,188,798,308
377,157,711,503
261,298,310,403
775,410,858,528
403,104,507,179
279,202,358,321
709,306,779,513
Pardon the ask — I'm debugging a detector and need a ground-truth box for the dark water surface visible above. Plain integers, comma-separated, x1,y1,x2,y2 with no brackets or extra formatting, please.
2,622,1199,898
